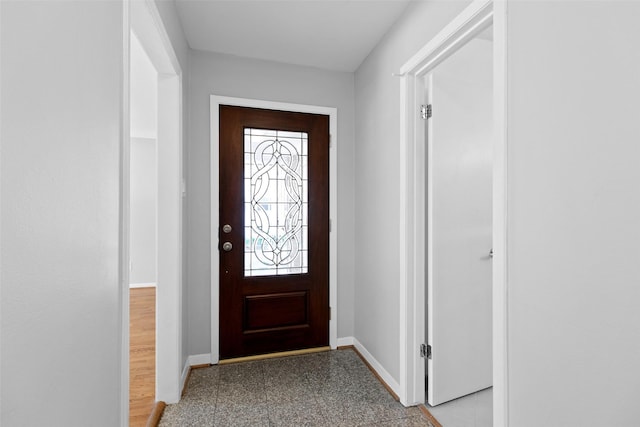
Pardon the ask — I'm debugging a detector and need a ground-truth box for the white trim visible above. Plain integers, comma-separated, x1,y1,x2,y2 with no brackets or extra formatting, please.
398,0,506,413
399,0,492,76
155,72,183,405
129,282,157,289
492,2,509,425
180,359,191,393
120,2,131,425
424,74,433,403
210,95,339,363
130,0,181,77
0,0,3,416
0,1,3,419
180,353,214,393
336,336,354,347
127,0,184,411
353,338,401,398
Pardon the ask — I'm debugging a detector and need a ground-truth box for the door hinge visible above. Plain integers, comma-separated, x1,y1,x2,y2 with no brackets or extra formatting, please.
420,343,432,359
329,218,332,233
329,306,332,320
420,104,432,119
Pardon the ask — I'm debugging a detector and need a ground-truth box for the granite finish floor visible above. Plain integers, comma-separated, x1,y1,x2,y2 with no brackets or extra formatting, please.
160,349,433,427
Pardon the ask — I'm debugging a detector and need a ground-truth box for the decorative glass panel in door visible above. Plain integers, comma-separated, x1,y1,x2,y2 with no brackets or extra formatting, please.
219,105,329,359
244,128,308,276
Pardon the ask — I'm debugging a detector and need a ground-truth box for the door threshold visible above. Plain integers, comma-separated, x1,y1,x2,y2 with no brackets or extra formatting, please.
418,404,443,427
218,346,331,365
146,401,166,427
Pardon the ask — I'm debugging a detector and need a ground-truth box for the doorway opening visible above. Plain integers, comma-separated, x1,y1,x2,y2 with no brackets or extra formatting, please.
129,28,159,426
398,1,508,424
217,106,330,359
210,96,339,363
422,25,493,425
123,1,184,424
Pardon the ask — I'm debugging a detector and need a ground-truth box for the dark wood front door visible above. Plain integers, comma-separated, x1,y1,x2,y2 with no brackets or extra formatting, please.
219,105,329,359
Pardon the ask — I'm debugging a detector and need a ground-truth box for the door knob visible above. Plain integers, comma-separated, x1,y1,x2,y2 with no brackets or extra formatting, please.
222,242,233,252
222,224,232,234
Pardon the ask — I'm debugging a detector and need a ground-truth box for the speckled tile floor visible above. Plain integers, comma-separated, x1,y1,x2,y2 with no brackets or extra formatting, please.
159,349,433,427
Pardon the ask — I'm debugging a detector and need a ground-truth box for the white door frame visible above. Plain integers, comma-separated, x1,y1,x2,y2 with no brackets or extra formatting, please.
397,1,508,425
210,96,338,363
122,0,184,423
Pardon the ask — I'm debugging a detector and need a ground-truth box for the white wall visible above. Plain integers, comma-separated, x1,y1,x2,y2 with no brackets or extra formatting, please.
1,1,123,424
153,0,192,371
504,2,640,425
131,31,158,140
354,0,471,383
187,50,356,356
154,0,189,73
130,29,158,286
130,138,157,285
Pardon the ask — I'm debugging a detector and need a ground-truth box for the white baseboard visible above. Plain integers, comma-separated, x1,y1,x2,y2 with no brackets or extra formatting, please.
181,353,212,395
180,359,190,394
352,337,402,397
337,336,354,347
188,353,212,366
129,282,157,289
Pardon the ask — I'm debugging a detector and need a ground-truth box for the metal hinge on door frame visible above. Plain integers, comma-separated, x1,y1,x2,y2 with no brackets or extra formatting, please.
420,343,432,359
420,104,432,119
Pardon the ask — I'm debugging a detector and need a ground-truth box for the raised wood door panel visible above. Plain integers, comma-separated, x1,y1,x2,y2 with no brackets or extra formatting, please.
219,105,329,359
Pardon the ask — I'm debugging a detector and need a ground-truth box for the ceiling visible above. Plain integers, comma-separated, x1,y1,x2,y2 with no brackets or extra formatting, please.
174,0,412,72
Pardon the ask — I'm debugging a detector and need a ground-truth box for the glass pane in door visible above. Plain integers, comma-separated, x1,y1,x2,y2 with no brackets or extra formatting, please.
243,128,308,276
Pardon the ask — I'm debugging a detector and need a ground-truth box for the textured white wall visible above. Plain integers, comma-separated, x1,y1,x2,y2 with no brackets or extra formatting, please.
354,0,471,383
505,2,640,425
187,50,356,355
0,1,123,424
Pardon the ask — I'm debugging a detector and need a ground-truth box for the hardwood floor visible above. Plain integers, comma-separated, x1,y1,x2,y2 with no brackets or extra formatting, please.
130,286,156,427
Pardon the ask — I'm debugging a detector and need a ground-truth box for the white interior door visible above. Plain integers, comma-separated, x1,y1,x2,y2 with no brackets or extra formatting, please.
427,37,493,406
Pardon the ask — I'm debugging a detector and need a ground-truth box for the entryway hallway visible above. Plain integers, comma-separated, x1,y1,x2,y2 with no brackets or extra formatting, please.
159,349,433,427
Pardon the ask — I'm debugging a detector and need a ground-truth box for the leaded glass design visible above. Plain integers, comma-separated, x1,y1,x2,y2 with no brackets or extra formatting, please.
244,128,308,276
